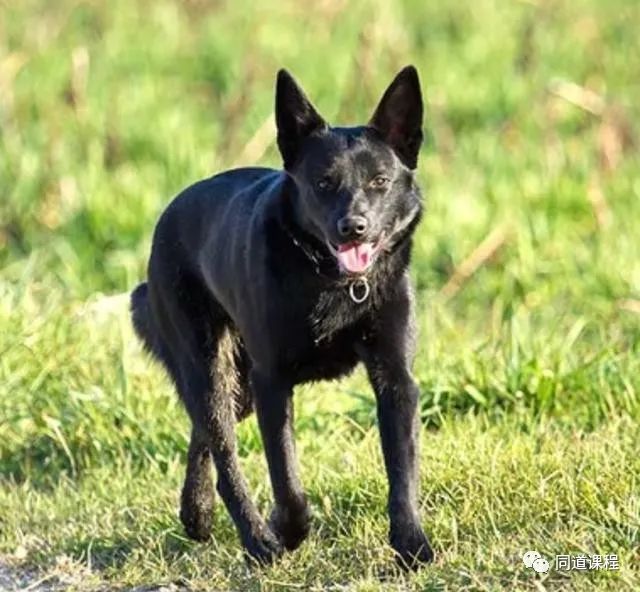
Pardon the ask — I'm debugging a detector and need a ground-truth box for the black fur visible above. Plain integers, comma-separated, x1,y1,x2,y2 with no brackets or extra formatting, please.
131,65,433,568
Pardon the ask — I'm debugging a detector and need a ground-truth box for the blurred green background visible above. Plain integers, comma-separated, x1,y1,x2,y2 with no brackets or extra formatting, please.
1,0,639,590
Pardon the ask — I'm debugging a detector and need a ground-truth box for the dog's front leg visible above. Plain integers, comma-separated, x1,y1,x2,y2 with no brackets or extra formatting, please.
359,281,434,568
252,370,311,551
370,365,433,568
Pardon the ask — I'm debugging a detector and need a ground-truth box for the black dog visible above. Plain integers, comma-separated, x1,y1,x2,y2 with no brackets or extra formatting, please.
131,65,433,568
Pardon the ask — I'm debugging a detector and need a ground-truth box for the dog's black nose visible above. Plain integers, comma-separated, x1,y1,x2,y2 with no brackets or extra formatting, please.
337,215,368,238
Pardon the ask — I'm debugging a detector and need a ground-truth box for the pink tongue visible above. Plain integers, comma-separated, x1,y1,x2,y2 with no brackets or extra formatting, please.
336,242,374,273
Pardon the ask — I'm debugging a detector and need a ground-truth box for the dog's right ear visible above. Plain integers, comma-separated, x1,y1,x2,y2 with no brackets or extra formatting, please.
275,70,326,169
369,66,423,170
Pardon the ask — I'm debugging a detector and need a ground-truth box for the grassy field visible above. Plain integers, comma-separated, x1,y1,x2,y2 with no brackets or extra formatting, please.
1,0,639,589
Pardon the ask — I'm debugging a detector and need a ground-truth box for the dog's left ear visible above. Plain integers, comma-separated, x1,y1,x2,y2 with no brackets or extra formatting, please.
275,69,327,169
369,66,423,170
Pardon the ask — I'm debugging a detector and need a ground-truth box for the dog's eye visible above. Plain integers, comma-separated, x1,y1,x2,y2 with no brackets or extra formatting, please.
317,176,333,191
369,175,390,189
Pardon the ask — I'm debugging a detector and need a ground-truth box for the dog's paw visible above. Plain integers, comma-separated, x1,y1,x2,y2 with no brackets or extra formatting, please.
180,501,214,542
268,501,311,551
390,525,434,570
243,527,284,566
180,485,215,542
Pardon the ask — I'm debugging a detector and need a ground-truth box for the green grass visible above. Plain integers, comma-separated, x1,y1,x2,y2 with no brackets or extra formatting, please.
1,0,639,589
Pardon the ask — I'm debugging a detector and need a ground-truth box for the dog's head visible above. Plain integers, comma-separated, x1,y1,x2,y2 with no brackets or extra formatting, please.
276,66,424,275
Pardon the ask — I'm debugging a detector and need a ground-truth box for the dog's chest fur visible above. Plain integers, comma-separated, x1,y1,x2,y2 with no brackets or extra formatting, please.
276,258,402,384
309,285,370,344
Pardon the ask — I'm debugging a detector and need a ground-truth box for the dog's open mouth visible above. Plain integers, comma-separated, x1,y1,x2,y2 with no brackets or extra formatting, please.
326,235,384,275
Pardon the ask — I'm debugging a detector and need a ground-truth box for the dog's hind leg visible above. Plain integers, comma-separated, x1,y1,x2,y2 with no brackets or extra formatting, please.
180,355,282,563
200,328,283,563
145,266,281,563
164,320,281,560
133,280,217,540
131,281,218,541
180,428,215,541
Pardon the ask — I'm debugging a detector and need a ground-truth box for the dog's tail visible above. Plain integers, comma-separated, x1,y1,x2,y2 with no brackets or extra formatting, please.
130,282,159,358
131,282,180,384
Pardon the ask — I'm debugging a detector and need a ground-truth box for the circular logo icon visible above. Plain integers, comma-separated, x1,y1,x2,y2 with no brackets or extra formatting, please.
522,550,541,568
532,557,550,573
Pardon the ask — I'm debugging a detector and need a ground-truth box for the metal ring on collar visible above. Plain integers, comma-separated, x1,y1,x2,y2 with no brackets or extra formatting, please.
349,277,370,303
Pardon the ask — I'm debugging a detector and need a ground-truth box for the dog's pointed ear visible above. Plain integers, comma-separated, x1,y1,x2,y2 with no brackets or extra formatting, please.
275,69,326,169
369,66,423,169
